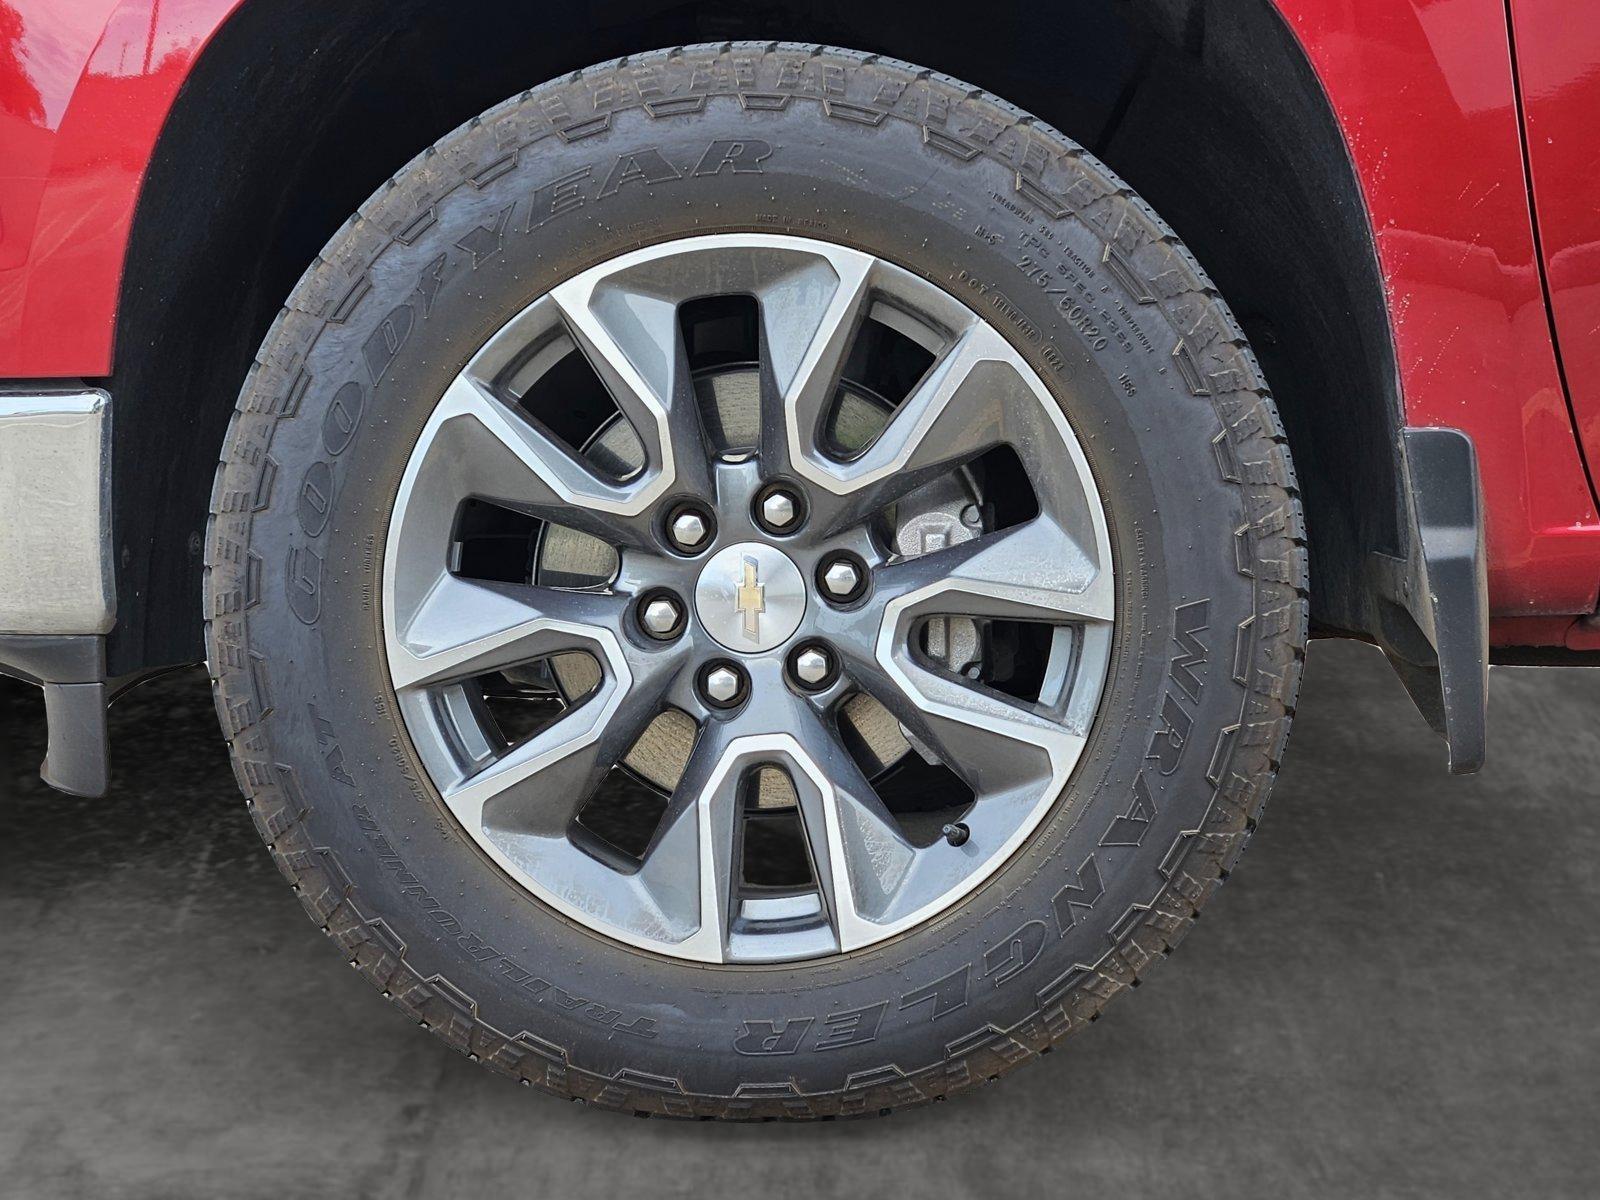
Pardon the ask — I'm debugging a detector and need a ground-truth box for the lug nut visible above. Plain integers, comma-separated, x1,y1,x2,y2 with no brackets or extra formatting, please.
792,645,833,689
820,557,863,602
759,489,799,532
640,596,683,639
700,663,745,707
668,509,710,552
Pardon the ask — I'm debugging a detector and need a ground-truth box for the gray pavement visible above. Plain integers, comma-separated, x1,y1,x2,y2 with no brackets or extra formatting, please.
0,640,1596,1199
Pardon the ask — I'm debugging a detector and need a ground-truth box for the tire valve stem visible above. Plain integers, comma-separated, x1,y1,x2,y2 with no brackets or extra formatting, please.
941,822,971,847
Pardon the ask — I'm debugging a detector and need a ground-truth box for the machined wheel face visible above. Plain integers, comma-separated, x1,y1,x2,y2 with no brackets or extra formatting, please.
382,235,1114,963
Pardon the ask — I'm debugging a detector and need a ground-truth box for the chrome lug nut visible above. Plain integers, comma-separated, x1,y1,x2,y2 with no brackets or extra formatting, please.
640,596,683,639
759,489,798,531
792,645,833,689
701,664,744,707
668,509,709,551
820,558,863,602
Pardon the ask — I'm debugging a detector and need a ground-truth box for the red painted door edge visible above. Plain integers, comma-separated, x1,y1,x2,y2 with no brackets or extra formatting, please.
1508,1,1600,521
1503,2,1600,513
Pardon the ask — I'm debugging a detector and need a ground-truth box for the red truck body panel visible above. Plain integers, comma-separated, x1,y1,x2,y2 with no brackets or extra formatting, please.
1280,0,1600,623
0,0,240,376
1511,6,1600,542
3,0,1599,634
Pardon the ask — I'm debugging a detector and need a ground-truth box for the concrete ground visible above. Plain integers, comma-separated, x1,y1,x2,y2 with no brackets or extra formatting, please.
0,640,1596,1199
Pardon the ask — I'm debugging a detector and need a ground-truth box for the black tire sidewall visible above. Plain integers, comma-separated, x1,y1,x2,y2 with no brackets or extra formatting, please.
238,85,1254,1095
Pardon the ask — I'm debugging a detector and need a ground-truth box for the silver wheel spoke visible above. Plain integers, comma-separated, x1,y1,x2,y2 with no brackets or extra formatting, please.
877,517,1115,628
384,234,1115,964
389,573,627,691
836,630,1078,800
641,701,918,961
757,248,876,476
900,660,1082,796
807,321,1016,530
551,271,715,497
443,638,684,839
784,707,917,941
404,373,657,554
637,720,742,961
858,518,1105,795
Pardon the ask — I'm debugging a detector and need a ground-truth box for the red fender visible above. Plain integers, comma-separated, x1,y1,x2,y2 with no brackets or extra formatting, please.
3,0,1598,628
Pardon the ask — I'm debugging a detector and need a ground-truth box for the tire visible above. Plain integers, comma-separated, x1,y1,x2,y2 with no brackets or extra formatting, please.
207,43,1306,1119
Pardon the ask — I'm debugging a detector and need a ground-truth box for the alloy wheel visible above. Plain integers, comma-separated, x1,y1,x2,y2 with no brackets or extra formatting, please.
382,234,1114,963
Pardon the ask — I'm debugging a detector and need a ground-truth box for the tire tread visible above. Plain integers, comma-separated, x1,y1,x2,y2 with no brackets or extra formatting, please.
205,43,1309,1119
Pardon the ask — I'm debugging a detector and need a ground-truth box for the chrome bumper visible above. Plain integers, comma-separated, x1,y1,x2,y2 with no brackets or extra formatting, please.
0,388,115,635
0,386,114,797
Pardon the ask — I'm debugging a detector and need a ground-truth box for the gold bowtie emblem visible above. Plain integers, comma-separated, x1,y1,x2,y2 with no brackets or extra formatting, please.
735,555,766,641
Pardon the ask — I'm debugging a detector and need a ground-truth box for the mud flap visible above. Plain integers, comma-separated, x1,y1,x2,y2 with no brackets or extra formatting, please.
1369,428,1489,773
0,634,110,797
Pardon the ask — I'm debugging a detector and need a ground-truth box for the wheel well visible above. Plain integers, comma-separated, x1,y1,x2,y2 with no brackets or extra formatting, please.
106,0,1402,676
